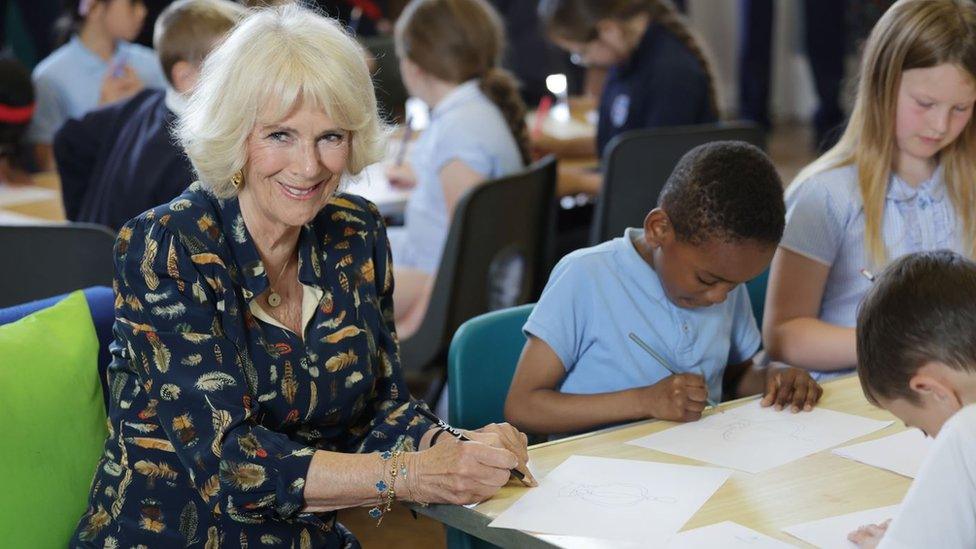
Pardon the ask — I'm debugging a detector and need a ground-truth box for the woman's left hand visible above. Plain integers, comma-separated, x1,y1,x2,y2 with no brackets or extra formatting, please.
848,520,890,548
760,365,823,412
462,423,537,486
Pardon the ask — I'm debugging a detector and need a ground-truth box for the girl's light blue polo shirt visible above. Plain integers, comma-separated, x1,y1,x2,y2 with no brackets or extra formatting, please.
28,36,167,144
388,80,524,274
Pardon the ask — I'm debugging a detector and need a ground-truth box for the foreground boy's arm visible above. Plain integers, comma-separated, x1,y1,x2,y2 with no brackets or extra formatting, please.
505,336,710,434
505,338,822,436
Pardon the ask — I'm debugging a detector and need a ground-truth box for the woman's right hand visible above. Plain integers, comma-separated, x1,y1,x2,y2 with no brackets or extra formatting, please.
405,437,519,505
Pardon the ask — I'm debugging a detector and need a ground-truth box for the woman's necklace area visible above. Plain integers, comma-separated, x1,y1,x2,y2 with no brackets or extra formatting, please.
267,255,293,308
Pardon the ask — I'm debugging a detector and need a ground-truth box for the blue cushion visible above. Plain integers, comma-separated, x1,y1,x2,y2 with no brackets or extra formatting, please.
0,286,114,411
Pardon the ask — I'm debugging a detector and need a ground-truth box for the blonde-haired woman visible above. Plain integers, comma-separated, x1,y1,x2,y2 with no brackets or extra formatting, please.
385,0,528,339
71,6,534,546
764,0,976,379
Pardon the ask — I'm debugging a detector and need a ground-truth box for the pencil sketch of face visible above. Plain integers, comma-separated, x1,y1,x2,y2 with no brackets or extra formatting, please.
558,482,677,508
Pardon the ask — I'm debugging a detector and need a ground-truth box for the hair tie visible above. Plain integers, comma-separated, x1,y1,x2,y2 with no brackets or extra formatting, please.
0,103,34,125
78,0,95,17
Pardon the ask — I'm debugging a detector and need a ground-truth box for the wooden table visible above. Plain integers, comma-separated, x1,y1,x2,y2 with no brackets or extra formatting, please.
411,375,911,548
0,167,412,224
0,171,66,222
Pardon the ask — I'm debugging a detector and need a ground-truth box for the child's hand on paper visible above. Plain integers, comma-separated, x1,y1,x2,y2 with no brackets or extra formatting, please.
462,423,538,487
847,519,890,548
641,374,709,422
760,365,823,413
385,162,417,189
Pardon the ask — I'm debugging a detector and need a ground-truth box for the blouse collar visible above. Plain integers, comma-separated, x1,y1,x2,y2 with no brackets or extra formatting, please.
215,192,325,303
887,163,946,203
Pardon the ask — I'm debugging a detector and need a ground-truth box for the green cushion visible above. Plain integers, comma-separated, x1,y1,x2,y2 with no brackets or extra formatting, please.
0,291,107,547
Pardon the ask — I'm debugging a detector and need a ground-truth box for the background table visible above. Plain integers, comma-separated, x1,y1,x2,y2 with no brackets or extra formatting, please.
412,375,911,548
0,167,412,225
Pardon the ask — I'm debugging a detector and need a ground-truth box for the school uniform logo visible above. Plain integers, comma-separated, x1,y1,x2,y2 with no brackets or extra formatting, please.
611,94,631,128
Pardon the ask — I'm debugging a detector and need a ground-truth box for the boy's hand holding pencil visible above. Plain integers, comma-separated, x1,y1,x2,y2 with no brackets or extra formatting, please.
636,374,710,422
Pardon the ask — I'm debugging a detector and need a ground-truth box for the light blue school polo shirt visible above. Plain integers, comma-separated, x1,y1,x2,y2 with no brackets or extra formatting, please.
781,163,966,380
387,79,524,274
28,36,167,144
524,228,761,402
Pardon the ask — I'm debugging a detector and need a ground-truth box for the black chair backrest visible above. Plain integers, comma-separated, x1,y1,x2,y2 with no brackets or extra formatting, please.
0,223,117,307
399,155,557,374
590,122,766,245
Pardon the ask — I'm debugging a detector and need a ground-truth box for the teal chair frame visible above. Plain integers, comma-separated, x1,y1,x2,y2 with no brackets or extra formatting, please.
447,304,534,430
445,304,534,549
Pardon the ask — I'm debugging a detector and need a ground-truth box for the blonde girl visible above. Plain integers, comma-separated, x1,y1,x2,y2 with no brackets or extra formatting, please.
764,0,976,378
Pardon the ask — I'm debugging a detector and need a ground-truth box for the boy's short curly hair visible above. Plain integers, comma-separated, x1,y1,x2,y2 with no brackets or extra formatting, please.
658,141,785,246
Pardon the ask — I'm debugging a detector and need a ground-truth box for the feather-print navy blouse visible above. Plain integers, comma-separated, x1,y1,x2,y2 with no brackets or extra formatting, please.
71,183,432,547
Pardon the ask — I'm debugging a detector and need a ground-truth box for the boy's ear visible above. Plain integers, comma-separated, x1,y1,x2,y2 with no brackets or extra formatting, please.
595,19,625,47
909,363,962,410
643,208,674,248
170,60,200,94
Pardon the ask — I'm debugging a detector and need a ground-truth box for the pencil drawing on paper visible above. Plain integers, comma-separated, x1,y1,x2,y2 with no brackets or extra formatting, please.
558,482,677,508
705,411,814,445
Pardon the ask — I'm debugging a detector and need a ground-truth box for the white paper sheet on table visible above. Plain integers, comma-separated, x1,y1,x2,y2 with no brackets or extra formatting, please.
488,455,731,542
782,505,900,549
667,521,797,548
465,461,545,509
0,183,58,207
626,401,892,473
831,428,931,478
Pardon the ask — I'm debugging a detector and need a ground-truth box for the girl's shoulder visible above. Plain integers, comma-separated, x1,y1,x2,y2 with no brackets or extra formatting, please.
787,163,862,208
32,41,83,81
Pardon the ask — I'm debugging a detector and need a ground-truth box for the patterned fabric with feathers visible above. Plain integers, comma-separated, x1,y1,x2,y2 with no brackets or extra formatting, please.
71,184,432,548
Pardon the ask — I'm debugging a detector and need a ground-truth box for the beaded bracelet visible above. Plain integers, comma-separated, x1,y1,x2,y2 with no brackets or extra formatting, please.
369,444,408,525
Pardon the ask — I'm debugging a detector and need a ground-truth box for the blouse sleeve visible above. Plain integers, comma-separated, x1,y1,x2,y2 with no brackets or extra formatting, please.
344,203,434,453
113,217,316,523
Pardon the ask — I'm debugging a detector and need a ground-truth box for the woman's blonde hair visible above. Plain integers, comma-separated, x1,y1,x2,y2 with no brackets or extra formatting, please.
176,4,386,198
794,0,976,266
394,0,531,165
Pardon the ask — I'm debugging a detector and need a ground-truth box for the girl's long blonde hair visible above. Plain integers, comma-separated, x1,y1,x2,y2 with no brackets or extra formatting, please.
794,0,976,266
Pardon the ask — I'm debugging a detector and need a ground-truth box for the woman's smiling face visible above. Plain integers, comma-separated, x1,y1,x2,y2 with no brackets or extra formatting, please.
239,101,350,229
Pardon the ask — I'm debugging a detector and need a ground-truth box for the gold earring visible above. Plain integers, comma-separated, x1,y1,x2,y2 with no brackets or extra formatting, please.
231,170,243,189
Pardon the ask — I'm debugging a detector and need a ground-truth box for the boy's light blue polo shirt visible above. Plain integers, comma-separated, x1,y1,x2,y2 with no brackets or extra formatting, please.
523,228,761,402
29,36,167,144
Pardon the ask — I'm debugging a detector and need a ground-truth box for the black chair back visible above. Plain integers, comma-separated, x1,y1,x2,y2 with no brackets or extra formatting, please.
399,156,558,387
591,122,766,244
0,223,116,307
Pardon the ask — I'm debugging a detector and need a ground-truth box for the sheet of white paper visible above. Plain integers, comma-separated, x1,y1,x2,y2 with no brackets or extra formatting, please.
488,455,731,542
831,428,931,478
627,401,892,473
782,505,900,549
0,183,58,207
667,521,797,548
